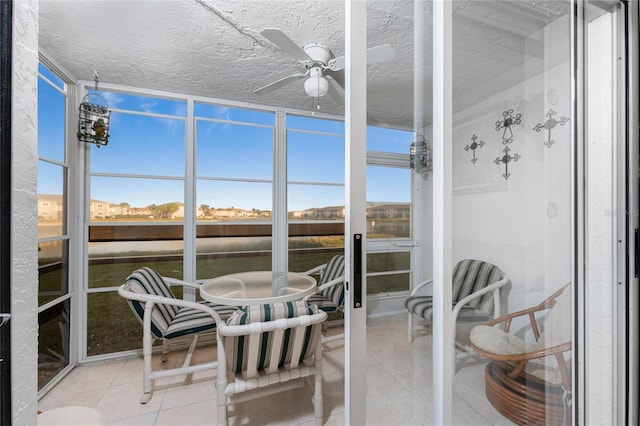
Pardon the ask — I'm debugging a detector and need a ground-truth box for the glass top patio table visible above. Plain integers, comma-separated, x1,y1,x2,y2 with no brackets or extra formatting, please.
200,271,317,306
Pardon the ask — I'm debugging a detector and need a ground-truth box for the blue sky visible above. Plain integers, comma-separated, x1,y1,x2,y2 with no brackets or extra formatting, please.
38,64,412,212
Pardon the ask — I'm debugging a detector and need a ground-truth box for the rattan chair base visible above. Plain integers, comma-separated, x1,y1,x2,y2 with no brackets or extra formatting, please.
485,363,568,425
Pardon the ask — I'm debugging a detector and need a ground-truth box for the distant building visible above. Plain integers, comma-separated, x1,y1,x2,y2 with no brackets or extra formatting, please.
37,194,64,220
289,206,345,219
288,204,410,220
367,203,411,219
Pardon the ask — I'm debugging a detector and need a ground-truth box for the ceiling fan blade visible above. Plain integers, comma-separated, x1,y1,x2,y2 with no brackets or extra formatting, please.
366,44,395,65
260,28,312,63
328,43,395,71
326,75,345,104
325,69,345,89
254,72,306,95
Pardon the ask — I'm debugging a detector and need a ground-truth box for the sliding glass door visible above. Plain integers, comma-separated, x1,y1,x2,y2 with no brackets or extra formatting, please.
429,0,629,424
448,2,575,424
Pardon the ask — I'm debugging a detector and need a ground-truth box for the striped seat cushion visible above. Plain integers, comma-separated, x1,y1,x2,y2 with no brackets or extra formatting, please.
306,292,339,312
405,259,504,321
124,267,234,339
124,267,179,339
165,302,236,339
224,301,323,373
452,259,504,313
313,255,345,312
405,295,435,320
404,296,491,322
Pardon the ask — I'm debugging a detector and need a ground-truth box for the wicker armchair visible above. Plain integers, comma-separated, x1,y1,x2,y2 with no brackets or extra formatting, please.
470,283,572,425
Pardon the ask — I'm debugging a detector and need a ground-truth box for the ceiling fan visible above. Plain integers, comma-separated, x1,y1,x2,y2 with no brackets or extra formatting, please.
255,28,395,104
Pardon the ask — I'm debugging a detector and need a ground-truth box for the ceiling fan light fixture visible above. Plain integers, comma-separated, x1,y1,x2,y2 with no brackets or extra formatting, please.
304,74,329,97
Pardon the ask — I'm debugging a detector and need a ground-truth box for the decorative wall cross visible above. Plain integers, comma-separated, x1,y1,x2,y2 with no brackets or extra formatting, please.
464,134,485,164
532,109,569,148
494,146,521,180
495,109,522,144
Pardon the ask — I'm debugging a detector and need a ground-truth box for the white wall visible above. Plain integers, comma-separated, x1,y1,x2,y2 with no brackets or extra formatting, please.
439,12,616,423
451,17,572,318
12,1,39,424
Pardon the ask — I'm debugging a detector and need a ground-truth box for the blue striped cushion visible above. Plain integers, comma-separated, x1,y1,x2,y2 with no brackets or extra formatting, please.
224,301,322,373
124,267,179,339
319,255,345,307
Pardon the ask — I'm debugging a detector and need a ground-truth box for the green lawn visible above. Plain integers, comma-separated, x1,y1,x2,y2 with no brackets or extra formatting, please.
38,246,406,361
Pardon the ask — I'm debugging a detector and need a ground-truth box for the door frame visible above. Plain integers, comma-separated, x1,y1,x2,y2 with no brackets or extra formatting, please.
344,1,368,424
621,1,639,423
0,0,12,424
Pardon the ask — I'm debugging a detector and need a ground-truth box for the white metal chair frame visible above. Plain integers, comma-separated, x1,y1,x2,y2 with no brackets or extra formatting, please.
407,271,510,370
118,278,224,403
216,309,327,426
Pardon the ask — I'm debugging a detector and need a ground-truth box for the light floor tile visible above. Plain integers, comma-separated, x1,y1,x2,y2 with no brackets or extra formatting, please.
96,381,166,422
155,400,217,426
39,313,511,425
226,391,299,425
161,379,217,411
38,387,106,413
107,412,158,426
367,393,431,426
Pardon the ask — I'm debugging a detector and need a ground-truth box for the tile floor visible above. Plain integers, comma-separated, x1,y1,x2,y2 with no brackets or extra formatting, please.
38,313,513,425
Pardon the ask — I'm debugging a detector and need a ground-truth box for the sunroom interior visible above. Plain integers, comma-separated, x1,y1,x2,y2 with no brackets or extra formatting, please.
23,0,627,425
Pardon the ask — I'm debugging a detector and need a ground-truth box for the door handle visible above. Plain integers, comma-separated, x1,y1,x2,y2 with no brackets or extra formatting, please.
353,234,362,309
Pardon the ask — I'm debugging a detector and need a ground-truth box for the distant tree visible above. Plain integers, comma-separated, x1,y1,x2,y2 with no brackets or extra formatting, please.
154,202,179,219
200,204,211,216
119,202,130,207
147,204,158,218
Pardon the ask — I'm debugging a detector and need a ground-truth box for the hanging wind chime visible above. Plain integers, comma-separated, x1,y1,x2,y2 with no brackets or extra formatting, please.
77,71,111,148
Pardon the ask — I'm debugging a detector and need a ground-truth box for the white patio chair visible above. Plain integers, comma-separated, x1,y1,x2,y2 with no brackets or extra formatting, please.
216,300,327,426
303,254,345,343
118,267,237,403
405,259,510,363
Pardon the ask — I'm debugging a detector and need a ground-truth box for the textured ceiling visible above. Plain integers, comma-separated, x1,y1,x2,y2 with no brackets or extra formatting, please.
39,0,569,129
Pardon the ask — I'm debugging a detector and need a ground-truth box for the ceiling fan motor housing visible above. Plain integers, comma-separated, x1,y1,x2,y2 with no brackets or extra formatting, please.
302,42,332,66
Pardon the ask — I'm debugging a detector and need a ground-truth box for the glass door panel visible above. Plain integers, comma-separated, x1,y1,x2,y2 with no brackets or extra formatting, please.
361,1,432,424
451,2,573,425
286,114,345,274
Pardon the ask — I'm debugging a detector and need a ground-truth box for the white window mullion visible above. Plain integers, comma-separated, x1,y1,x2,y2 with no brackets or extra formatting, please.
77,83,92,361
184,99,196,292
273,110,287,273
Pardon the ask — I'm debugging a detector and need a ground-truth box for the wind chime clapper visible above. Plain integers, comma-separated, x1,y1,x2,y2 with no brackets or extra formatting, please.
409,133,432,178
77,71,111,148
